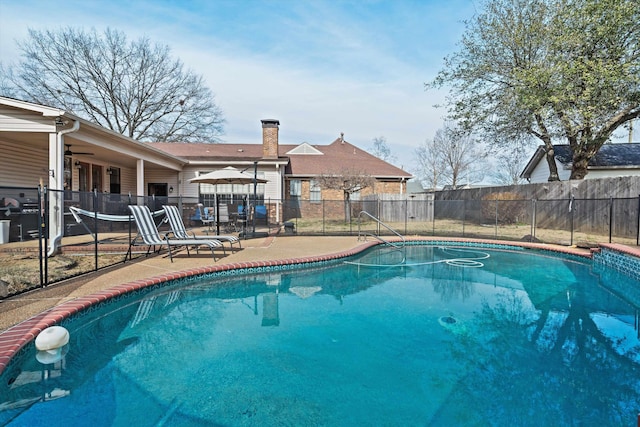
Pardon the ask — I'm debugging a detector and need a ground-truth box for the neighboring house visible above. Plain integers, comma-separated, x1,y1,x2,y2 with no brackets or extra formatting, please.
406,180,427,195
521,144,640,183
150,120,412,204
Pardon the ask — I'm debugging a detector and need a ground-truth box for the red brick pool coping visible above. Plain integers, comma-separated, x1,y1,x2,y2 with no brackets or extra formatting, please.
0,237,636,375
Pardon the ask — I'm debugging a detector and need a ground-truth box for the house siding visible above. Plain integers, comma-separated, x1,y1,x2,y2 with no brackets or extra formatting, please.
528,158,570,182
0,138,49,187
264,170,281,200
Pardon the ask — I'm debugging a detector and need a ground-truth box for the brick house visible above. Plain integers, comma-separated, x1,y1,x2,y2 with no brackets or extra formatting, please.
151,120,413,220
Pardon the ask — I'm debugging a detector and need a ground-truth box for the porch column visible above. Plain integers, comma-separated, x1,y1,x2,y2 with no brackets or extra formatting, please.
136,159,145,201
47,132,64,254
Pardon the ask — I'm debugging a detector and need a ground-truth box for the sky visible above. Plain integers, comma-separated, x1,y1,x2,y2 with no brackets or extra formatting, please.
0,0,480,175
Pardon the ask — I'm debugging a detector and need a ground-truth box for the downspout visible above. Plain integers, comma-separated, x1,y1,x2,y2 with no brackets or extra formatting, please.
48,119,80,256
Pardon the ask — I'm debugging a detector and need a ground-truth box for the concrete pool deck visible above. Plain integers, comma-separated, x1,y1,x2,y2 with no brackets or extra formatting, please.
0,234,366,332
1,233,637,374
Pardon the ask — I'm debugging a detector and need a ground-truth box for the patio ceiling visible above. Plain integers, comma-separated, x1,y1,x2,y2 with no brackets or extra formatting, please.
1,125,185,170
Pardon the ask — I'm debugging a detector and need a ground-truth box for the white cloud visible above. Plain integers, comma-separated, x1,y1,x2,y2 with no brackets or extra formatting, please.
0,0,475,172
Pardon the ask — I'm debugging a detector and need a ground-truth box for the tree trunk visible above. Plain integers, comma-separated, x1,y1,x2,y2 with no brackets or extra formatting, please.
344,192,351,223
545,145,560,182
569,154,590,180
569,142,601,180
534,114,560,181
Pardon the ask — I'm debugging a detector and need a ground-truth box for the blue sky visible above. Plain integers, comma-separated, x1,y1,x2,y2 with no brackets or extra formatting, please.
0,0,478,172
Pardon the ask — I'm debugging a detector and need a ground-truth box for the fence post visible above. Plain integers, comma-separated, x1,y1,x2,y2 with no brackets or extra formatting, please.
38,185,45,287
462,200,466,237
322,199,325,235
569,195,575,246
608,197,613,244
495,198,499,238
530,199,536,242
377,198,381,235
432,198,436,236
93,189,99,270
637,194,640,246
127,192,132,261
404,198,408,235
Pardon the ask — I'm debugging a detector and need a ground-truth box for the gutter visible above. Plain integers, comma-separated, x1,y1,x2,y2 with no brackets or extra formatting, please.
48,119,79,257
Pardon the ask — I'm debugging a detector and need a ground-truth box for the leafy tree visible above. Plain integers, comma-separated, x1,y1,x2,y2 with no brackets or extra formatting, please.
369,136,396,163
317,169,375,222
429,0,640,180
3,27,224,142
414,123,486,189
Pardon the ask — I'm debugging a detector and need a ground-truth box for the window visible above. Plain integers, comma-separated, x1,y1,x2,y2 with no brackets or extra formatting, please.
108,167,121,194
290,179,301,198
310,179,321,203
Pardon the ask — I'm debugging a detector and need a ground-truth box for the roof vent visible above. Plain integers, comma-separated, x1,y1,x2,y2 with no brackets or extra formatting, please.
340,132,344,143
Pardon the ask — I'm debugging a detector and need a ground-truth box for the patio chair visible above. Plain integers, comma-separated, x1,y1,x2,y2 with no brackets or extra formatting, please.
189,203,215,228
126,205,224,262
163,205,242,250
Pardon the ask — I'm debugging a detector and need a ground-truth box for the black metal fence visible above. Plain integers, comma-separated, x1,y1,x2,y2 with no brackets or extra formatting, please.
0,186,638,298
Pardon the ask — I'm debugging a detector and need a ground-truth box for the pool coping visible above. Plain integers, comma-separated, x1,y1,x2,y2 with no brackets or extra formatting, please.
0,237,636,375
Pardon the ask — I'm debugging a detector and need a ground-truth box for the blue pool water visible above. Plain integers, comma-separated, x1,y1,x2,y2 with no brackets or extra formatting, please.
1,245,639,426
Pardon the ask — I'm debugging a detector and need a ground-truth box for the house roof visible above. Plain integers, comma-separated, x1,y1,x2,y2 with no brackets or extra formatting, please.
521,143,640,179
149,138,413,180
147,142,267,162
284,138,411,179
553,144,640,167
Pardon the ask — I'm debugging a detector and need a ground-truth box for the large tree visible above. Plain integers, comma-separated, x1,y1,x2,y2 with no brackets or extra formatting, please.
429,0,640,180
3,27,224,142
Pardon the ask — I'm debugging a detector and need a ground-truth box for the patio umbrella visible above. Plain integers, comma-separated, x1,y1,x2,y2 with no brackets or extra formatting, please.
189,166,268,235
189,166,267,186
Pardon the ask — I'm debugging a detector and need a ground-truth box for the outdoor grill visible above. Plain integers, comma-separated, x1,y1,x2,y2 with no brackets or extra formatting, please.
1,196,40,241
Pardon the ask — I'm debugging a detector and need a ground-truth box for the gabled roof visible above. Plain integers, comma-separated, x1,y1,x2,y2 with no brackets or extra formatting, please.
283,138,412,179
521,143,640,179
285,142,323,155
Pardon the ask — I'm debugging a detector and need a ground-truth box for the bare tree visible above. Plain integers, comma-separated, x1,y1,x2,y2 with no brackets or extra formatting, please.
414,123,486,189
316,169,376,222
414,138,442,190
369,136,396,163
4,27,224,142
490,152,529,186
489,136,531,186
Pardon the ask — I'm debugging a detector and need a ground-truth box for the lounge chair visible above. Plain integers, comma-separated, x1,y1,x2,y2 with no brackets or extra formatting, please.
163,205,242,250
126,205,224,262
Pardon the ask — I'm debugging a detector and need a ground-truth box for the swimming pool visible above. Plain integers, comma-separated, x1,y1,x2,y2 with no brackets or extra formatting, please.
0,243,639,426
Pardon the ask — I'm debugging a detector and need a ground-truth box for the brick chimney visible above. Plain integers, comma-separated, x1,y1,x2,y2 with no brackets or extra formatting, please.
261,119,280,159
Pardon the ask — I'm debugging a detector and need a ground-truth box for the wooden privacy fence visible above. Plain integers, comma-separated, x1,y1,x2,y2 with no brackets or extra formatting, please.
362,194,434,223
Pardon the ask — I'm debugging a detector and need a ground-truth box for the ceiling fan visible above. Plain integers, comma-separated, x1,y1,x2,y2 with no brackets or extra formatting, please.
64,144,94,156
